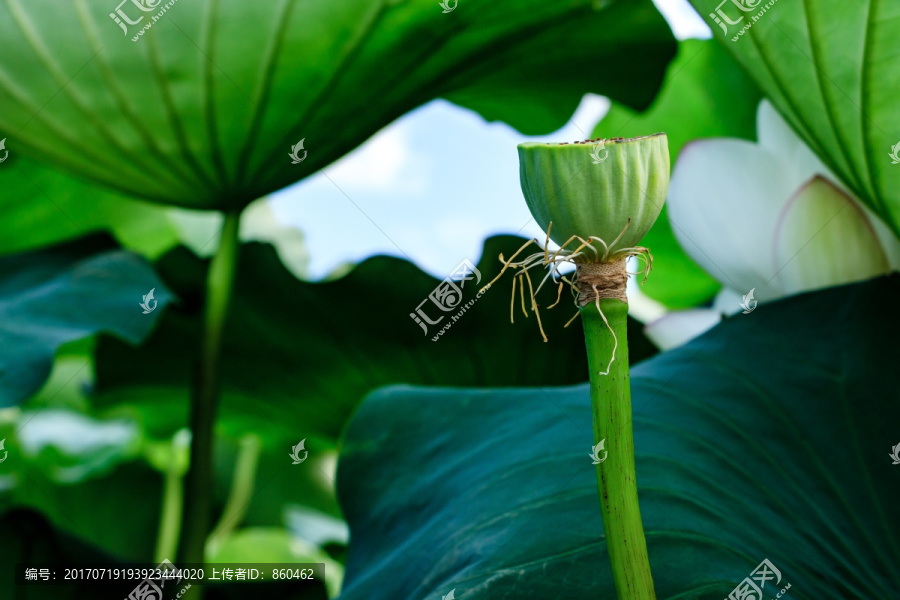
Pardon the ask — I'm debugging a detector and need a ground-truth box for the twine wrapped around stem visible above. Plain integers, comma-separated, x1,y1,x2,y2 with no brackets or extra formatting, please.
576,258,628,306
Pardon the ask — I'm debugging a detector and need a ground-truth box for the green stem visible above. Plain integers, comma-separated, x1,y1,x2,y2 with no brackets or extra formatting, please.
581,298,655,600
155,470,182,563
177,211,242,565
154,431,190,562
206,433,262,557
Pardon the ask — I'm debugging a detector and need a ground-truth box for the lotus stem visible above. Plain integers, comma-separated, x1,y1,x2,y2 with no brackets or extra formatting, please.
581,296,655,600
206,433,262,557
178,210,242,566
514,133,668,599
154,430,190,563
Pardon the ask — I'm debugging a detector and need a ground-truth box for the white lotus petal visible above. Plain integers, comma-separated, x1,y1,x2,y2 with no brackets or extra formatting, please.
756,100,835,192
668,139,794,299
713,287,749,316
670,101,899,306
757,99,900,270
859,201,900,271
772,176,889,295
644,309,722,351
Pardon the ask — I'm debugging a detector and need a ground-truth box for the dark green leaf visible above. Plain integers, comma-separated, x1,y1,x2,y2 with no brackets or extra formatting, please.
0,235,171,407
93,236,657,523
594,39,762,160
336,275,900,598
443,0,676,135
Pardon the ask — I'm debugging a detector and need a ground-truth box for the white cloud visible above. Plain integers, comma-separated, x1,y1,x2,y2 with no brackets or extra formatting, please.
270,94,622,280
323,122,430,196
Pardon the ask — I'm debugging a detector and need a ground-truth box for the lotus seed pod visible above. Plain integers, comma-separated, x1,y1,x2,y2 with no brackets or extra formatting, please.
518,133,670,262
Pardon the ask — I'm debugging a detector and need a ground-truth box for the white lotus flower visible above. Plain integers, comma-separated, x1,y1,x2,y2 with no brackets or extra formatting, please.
645,101,900,350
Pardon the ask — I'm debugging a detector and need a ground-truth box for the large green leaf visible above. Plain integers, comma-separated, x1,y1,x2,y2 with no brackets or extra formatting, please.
1,456,164,561
335,274,900,598
95,235,656,439
0,158,180,258
0,235,171,407
0,155,313,271
688,0,900,237
592,39,764,309
0,0,674,209
93,235,656,523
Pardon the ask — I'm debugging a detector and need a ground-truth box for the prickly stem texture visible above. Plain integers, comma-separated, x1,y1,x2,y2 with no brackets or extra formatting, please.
581,298,656,600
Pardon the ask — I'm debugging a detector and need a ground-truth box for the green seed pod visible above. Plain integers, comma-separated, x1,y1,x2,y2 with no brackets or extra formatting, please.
518,133,670,262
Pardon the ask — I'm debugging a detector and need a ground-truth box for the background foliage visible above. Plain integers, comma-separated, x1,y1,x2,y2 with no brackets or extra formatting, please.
1,0,897,598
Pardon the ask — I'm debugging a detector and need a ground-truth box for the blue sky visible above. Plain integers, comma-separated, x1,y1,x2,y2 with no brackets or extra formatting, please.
269,0,711,280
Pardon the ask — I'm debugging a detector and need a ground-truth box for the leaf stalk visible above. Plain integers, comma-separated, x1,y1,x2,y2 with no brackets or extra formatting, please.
177,210,242,565
581,298,655,600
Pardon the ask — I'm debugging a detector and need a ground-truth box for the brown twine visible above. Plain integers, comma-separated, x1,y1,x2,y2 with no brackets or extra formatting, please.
575,258,628,306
